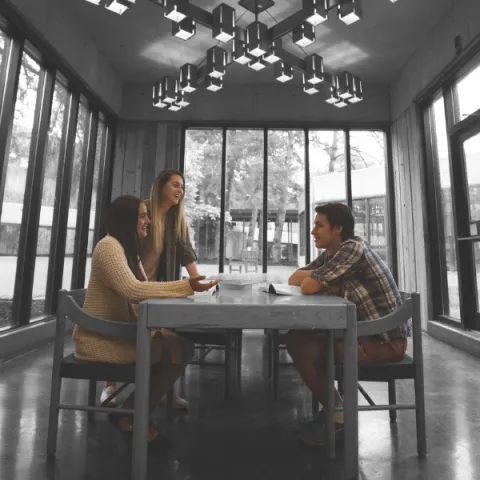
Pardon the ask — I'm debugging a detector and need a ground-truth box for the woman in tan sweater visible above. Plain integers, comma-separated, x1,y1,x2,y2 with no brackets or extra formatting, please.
74,195,217,442
102,169,202,411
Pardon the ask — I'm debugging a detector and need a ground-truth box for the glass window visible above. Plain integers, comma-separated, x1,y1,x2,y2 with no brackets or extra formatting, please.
463,132,480,222
455,63,480,123
0,52,41,328
308,130,345,260
62,103,89,289
0,31,9,77
350,131,389,264
30,82,69,318
225,129,264,275
85,120,105,285
432,95,460,319
183,128,223,278
267,130,305,278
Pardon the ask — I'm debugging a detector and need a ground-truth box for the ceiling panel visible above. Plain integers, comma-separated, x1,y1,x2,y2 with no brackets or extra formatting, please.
65,0,453,86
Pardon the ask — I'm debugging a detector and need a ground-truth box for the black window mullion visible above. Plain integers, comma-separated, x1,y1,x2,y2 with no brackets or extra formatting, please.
97,123,115,240
262,128,268,273
444,83,475,329
345,129,352,208
304,128,311,264
71,109,98,289
12,65,55,325
45,91,80,313
385,129,399,284
93,121,108,246
0,36,22,217
219,127,226,273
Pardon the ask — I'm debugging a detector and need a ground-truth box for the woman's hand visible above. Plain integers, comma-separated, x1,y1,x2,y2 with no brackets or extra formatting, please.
189,276,219,292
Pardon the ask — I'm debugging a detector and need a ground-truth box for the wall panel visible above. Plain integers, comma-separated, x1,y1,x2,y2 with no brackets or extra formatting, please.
391,105,431,328
111,122,182,200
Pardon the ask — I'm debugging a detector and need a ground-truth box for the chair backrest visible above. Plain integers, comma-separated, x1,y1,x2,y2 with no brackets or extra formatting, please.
241,249,259,262
57,289,137,341
356,291,415,337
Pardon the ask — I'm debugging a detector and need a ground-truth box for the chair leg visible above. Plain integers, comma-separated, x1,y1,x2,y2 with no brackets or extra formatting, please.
311,393,320,416
47,375,62,456
415,373,427,457
388,380,397,423
236,331,242,381
224,332,232,400
266,331,273,378
166,387,174,420
272,330,280,401
87,380,96,422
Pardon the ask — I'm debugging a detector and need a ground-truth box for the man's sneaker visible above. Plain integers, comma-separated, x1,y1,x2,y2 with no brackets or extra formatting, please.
298,411,344,448
100,385,117,406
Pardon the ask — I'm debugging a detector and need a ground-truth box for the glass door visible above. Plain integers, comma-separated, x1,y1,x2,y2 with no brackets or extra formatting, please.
451,124,480,330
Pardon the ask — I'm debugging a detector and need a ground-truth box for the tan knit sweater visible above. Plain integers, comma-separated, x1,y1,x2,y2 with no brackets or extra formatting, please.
73,235,193,364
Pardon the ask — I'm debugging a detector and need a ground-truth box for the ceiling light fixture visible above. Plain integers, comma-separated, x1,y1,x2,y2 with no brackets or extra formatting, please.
172,17,196,40
105,0,135,15
92,0,398,111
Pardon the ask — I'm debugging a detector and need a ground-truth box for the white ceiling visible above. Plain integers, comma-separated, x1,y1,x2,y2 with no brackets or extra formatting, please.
68,0,453,86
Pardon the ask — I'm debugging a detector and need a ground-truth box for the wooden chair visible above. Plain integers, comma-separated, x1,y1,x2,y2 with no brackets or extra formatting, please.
47,289,144,456
269,292,426,458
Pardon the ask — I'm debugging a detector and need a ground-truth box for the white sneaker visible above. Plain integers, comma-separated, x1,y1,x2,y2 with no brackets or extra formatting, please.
100,385,117,406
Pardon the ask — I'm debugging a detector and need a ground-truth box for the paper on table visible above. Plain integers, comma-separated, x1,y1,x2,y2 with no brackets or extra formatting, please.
206,273,268,285
260,284,302,296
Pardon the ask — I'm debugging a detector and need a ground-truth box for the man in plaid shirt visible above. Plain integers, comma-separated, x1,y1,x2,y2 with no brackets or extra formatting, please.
286,203,407,447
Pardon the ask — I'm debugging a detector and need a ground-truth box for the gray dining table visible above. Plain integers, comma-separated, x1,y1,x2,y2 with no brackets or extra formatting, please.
131,285,359,480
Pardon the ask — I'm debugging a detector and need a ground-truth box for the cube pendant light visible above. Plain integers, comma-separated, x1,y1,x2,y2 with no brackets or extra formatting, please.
264,41,281,64
168,102,182,111
303,0,328,26
338,0,362,25
207,46,227,78
179,63,198,93
325,84,341,105
337,71,354,99
85,0,102,5
213,3,236,43
303,74,320,95
172,17,196,40
305,54,324,84
292,22,315,48
206,76,223,92
248,56,266,71
152,82,167,108
176,91,191,107
164,0,187,22
246,21,269,57
105,0,135,15
232,39,251,65
274,62,293,83
348,76,363,103
161,76,177,103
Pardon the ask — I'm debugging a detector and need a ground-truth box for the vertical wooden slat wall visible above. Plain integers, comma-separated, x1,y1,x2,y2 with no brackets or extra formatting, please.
391,105,431,328
111,122,182,200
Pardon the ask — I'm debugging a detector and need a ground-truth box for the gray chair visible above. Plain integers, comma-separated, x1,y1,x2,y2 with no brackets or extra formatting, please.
313,291,427,458
47,289,151,456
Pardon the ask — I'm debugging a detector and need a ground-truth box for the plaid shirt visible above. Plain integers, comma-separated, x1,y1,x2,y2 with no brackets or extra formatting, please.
301,236,406,341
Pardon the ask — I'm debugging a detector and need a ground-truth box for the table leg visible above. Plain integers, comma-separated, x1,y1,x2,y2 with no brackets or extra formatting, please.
325,330,335,459
132,305,151,480
343,304,358,480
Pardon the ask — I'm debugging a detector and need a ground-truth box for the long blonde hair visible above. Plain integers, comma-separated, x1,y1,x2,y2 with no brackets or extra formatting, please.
149,169,188,252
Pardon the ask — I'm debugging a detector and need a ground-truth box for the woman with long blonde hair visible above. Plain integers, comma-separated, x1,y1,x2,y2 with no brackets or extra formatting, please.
101,169,202,410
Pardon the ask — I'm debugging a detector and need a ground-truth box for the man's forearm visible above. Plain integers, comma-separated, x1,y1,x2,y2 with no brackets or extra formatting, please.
288,270,312,286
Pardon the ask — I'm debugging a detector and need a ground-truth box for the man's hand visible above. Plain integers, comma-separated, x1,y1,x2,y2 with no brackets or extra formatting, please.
189,276,219,292
288,270,312,286
300,276,323,295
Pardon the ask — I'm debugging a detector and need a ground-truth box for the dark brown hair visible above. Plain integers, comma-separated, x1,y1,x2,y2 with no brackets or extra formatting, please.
106,195,144,281
315,203,355,241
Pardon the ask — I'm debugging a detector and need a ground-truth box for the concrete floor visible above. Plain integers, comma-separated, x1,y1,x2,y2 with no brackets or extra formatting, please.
0,330,478,480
